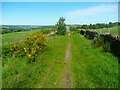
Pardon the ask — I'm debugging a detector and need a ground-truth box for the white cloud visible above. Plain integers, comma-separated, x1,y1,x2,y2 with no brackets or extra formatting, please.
65,4,118,18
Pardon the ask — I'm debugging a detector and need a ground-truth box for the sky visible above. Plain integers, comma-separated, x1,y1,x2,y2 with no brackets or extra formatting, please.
2,2,118,25
1,0,119,2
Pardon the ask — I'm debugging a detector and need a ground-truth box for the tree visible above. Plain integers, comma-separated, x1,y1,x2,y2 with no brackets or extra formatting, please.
17,29,22,32
92,25,96,29
81,25,89,29
55,17,66,35
109,22,112,27
105,24,109,28
89,24,92,29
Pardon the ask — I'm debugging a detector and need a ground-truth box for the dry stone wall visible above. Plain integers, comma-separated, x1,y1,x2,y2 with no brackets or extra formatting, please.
79,29,120,61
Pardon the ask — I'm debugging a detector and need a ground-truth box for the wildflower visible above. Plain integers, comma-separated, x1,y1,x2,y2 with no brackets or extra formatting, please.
32,49,36,54
24,48,27,52
36,46,39,49
27,54,31,58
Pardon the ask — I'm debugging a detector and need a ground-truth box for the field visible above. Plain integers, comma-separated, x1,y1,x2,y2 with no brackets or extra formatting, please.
95,26,119,35
0,28,53,44
2,27,118,88
0,29,42,44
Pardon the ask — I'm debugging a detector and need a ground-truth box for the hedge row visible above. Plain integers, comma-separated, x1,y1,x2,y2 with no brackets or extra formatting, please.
1,29,30,34
80,30,120,62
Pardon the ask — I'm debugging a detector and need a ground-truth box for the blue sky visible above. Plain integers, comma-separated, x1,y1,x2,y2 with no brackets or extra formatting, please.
2,2,118,25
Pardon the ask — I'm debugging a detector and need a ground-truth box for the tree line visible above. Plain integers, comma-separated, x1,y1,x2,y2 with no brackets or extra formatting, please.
1,29,30,34
70,22,119,31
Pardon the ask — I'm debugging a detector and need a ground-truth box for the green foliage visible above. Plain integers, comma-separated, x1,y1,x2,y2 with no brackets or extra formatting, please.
2,29,25,34
2,30,11,34
40,29,51,34
72,30,80,35
10,41,25,57
94,36,104,47
76,22,119,30
2,32,48,62
56,17,66,35
94,37,111,52
81,25,89,29
70,26,76,31
22,32,48,62
86,35,90,39
71,34,118,88
103,42,111,52
24,29,30,31
2,44,14,58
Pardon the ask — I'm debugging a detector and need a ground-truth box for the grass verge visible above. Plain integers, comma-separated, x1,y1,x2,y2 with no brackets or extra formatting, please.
2,34,68,88
70,33,118,88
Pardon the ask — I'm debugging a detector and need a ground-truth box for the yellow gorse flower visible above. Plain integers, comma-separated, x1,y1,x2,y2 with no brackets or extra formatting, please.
24,48,27,52
27,54,31,58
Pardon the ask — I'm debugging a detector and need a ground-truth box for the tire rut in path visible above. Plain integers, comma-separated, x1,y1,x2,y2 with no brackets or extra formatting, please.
61,41,72,88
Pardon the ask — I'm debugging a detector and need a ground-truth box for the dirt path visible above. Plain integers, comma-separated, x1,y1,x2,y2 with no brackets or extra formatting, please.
66,26,70,32
61,39,72,88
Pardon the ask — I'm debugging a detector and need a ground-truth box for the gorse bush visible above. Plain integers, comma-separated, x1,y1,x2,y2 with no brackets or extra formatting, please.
23,32,48,62
2,32,48,62
10,41,25,57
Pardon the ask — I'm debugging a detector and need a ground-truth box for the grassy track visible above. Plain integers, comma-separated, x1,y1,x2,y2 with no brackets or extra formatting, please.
61,37,72,88
35,35,68,88
70,33,118,88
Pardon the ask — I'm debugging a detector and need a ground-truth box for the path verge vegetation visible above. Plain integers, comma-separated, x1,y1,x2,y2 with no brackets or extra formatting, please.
70,33,118,88
2,30,118,88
